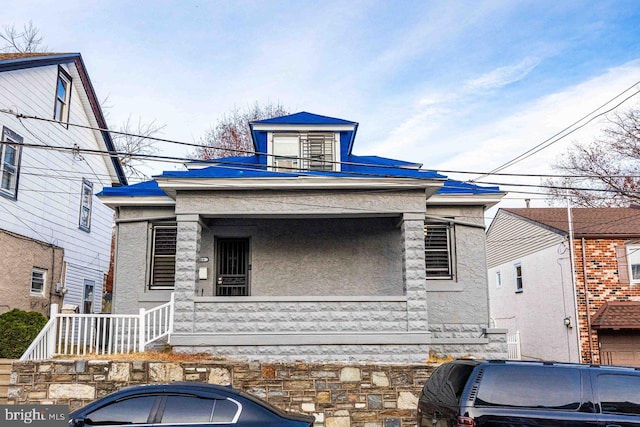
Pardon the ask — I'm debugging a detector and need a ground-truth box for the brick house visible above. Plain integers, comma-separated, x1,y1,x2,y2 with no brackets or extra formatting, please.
487,207,640,365
98,111,508,362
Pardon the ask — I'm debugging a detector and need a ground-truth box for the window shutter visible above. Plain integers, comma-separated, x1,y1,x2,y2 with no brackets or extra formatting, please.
616,246,630,284
425,223,452,277
151,226,177,288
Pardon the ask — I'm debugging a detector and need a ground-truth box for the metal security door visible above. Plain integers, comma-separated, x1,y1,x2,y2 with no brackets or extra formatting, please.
215,238,249,296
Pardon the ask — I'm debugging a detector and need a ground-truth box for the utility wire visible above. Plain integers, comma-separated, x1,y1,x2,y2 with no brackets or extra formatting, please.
6,107,640,181
471,79,640,181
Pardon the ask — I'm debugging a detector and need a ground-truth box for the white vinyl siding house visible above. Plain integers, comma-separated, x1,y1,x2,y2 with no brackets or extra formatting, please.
0,54,126,315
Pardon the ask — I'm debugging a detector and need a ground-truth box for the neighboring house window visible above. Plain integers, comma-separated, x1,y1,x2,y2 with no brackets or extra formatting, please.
425,222,454,279
271,132,336,171
627,244,640,284
515,263,523,292
0,127,23,199
54,67,72,125
30,268,46,295
496,271,502,288
79,179,93,232
83,279,94,313
150,225,177,289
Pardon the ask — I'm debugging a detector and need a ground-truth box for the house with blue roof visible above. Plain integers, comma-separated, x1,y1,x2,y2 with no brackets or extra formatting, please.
99,111,507,362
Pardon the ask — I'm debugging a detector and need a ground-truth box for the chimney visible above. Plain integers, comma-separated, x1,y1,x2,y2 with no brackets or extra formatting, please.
525,198,530,208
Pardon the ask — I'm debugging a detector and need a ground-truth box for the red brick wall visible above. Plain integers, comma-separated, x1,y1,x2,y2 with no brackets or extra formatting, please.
573,238,640,363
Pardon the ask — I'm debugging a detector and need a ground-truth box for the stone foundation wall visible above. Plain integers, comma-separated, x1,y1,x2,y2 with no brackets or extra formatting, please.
7,360,435,427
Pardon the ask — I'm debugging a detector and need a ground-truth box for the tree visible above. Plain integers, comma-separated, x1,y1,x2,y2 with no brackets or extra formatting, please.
193,102,290,160
2,23,163,180
544,107,640,207
111,115,165,180
0,21,46,53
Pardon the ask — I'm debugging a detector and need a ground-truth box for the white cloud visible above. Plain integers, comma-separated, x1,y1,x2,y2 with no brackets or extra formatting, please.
465,57,541,91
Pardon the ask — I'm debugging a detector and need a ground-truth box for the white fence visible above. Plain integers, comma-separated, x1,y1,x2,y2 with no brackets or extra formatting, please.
20,294,174,361
507,331,521,360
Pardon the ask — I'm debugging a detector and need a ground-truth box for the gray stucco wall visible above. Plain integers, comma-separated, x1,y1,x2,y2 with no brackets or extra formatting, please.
425,206,491,327
175,189,427,216
113,207,176,314
200,217,403,296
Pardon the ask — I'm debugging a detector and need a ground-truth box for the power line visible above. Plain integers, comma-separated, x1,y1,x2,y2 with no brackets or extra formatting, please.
7,131,640,186
6,107,640,182
471,79,640,181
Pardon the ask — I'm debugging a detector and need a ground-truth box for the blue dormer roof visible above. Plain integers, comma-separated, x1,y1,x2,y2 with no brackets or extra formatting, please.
251,111,357,125
98,112,503,201
249,111,359,156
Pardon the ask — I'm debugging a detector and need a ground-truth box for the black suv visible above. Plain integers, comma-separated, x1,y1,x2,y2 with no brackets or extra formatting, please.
417,359,640,427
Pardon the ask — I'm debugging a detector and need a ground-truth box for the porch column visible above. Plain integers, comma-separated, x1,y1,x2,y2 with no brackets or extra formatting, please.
173,214,202,334
402,212,428,332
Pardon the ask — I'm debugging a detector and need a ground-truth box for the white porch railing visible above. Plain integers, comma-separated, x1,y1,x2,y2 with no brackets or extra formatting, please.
507,330,521,360
20,294,174,361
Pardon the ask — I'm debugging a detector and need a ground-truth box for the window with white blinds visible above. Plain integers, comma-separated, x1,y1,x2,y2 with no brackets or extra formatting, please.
425,223,454,279
150,225,177,289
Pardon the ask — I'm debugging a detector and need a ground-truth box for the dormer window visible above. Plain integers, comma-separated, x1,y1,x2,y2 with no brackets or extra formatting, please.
271,132,337,172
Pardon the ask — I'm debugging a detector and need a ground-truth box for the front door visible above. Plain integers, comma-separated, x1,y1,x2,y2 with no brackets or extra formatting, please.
215,238,249,296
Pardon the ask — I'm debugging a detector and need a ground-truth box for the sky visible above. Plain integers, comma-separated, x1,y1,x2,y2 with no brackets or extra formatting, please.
5,0,640,217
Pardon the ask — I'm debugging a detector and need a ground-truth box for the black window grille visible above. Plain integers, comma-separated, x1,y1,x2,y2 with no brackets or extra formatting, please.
216,238,249,296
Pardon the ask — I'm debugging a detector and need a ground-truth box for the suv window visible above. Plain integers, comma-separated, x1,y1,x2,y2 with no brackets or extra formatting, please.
598,374,640,415
423,362,476,406
475,365,582,410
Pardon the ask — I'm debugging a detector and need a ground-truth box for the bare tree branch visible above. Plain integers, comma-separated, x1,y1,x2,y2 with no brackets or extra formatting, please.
1,21,47,53
193,102,290,160
546,106,640,207
112,116,166,180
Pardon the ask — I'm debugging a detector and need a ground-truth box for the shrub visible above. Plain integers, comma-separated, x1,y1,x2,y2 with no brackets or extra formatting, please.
0,309,47,359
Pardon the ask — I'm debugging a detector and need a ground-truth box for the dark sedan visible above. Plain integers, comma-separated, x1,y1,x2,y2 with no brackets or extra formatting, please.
68,382,314,427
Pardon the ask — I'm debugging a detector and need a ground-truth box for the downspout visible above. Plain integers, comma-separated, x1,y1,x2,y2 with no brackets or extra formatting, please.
49,247,56,310
566,197,583,363
581,237,594,362
112,208,121,313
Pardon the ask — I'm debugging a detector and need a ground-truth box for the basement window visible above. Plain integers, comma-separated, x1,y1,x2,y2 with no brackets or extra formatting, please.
30,268,46,296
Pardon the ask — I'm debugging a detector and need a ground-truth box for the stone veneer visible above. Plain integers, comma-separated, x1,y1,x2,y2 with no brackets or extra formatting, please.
6,360,436,427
